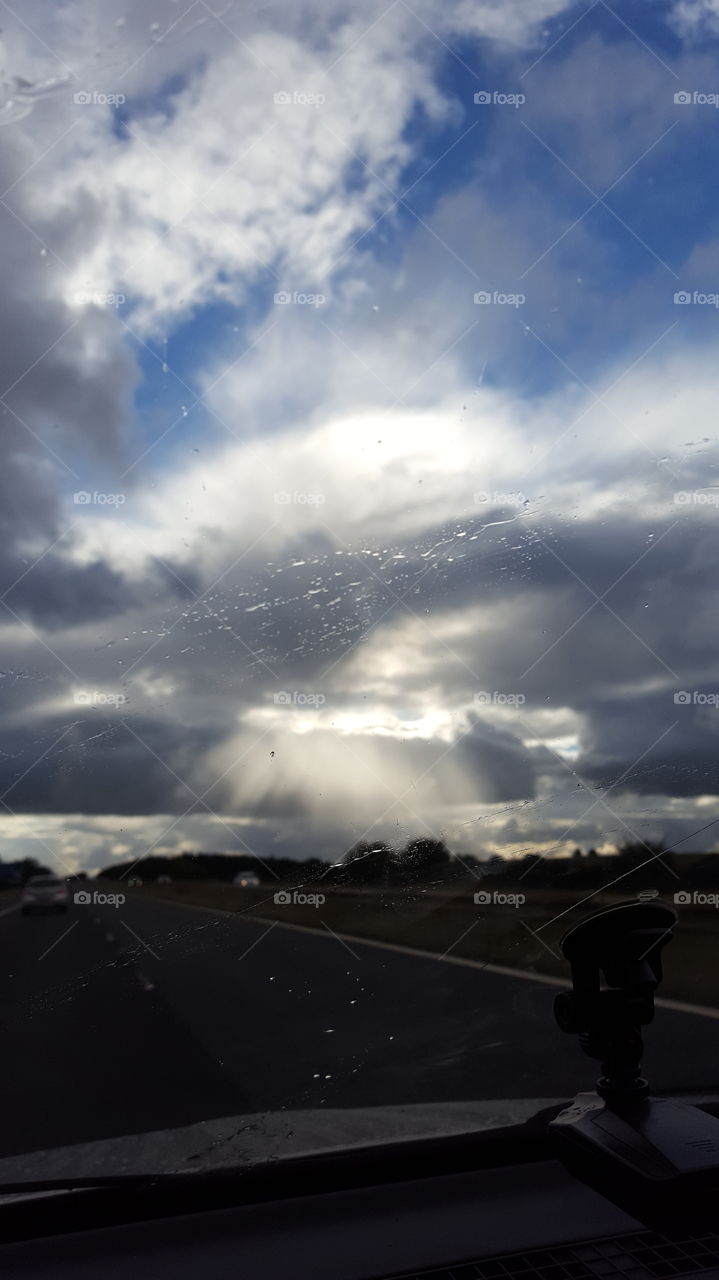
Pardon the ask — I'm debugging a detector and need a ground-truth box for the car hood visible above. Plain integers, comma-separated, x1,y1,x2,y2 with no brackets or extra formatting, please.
0,1097,564,1184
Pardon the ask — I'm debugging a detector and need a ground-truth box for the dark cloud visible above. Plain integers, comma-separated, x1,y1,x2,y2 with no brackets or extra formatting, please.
0,715,224,815
1,505,716,835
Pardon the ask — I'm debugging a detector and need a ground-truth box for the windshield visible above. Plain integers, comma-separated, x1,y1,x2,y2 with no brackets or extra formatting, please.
0,0,717,1182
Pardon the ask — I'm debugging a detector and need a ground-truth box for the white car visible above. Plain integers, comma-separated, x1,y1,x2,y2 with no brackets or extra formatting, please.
232,871,260,888
21,875,69,915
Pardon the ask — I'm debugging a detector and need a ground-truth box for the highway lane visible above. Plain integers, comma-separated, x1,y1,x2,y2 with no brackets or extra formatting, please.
0,896,243,1158
0,893,716,1161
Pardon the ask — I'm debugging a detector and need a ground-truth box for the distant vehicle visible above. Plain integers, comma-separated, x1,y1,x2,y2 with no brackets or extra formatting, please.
232,871,261,888
21,875,69,915
128,876,143,887
157,874,172,884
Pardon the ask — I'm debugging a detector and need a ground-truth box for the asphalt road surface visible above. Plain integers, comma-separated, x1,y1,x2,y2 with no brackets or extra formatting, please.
0,894,715,1161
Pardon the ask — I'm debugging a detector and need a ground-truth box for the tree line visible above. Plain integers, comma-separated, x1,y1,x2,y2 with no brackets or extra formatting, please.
93,838,719,891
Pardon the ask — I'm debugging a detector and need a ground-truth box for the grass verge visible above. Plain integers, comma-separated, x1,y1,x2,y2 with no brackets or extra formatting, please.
111,880,719,1009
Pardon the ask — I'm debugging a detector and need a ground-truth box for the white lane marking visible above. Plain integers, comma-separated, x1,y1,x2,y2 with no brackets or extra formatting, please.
656,994,719,1019
142,896,719,1022
105,931,115,943
135,970,155,991
0,903,20,918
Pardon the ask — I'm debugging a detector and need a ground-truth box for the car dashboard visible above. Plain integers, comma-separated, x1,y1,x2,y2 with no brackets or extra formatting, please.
3,1153,719,1280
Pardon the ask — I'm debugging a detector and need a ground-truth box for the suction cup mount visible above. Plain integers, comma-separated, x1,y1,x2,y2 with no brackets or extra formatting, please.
553,899,676,1100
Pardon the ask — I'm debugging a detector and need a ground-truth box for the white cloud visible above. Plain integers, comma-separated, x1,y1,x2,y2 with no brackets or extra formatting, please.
670,0,719,38
63,340,719,589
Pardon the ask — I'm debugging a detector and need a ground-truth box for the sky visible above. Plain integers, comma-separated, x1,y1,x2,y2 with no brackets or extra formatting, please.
1,0,719,876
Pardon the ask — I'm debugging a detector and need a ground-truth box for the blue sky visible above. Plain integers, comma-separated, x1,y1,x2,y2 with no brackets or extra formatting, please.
113,0,719,476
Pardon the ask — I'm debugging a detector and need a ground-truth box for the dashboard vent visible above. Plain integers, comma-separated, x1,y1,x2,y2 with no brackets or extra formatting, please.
390,1230,719,1280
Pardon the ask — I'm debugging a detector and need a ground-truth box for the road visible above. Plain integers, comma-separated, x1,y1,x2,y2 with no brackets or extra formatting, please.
0,893,715,1161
